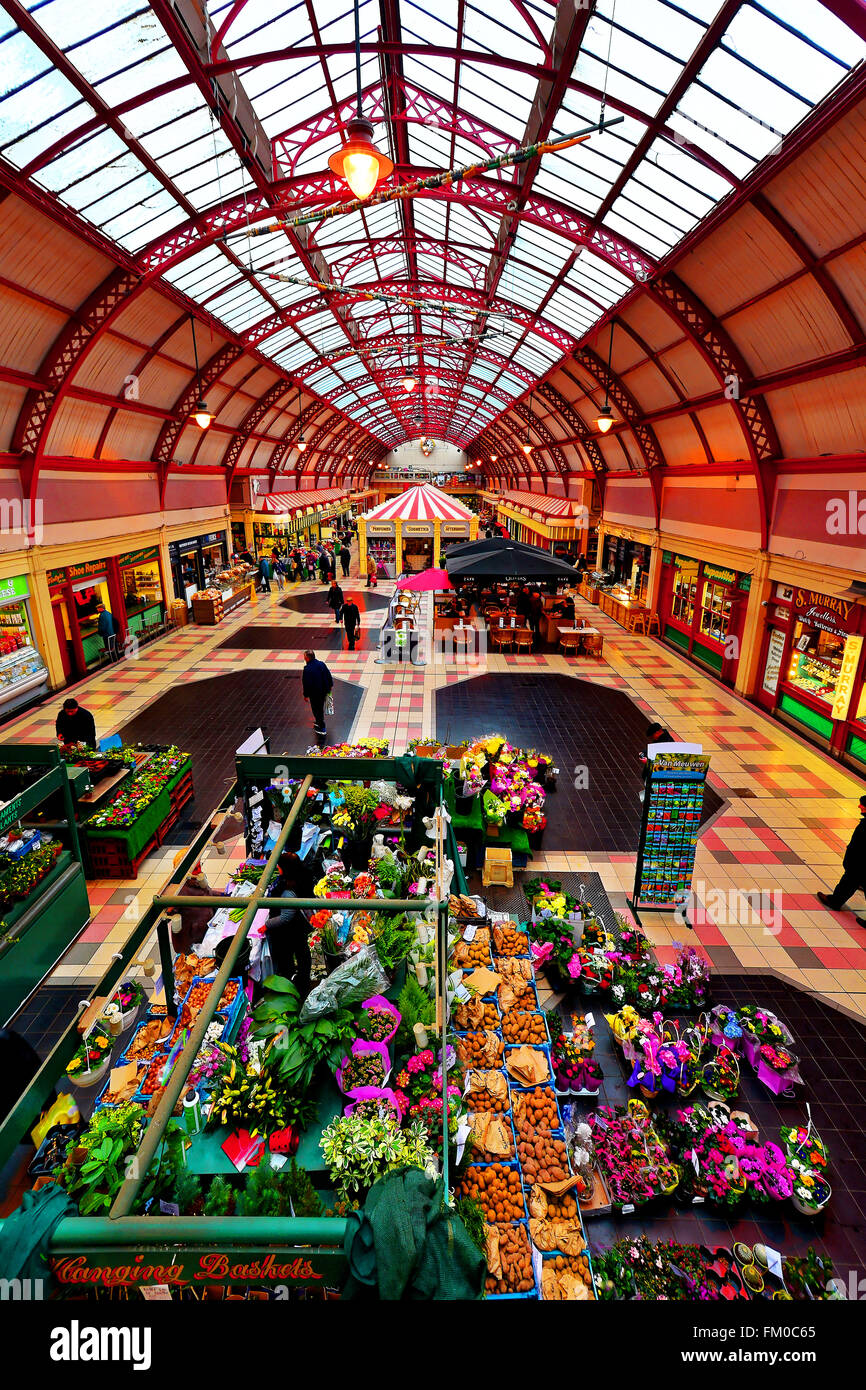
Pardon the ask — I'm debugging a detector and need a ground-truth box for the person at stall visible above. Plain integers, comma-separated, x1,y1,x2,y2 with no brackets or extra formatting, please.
528,590,544,645
318,549,330,585
258,554,271,593
367,556,378,589
326,578,344,627
96,603,120,660
343,596,361,652
514,586,532,622
339,539,351,577
264,852,313,998
166,863,214,954
818,794,866,926
55,697,96,749
238,547,254,566
302,649,333,738
553,594,575,621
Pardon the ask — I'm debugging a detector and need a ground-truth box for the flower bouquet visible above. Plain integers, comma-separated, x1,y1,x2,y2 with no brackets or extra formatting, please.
358,994,401,1045
701,1047,739,1102
522,805,547,849
737,1005,791,1068
459,762,485,803
782,1124,828,1173
482,789,506,830
65,1026,113,1088
756,1042,800,1095
791,1171,832,1217
103,979,146,1034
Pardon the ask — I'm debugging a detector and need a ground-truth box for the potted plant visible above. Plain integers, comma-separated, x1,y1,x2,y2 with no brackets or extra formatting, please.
791,1172,832,1217
319,1111,437,1206
523,805,547,850
65,1025,113,1089
103,979,146,1034
701,1047,739,1103
55,1103,149,1214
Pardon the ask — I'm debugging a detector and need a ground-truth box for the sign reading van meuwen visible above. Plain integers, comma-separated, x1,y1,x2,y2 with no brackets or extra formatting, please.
793,587,860,637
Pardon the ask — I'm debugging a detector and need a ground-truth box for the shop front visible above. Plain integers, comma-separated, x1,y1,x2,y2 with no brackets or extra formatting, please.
659,553,750,685
118,545,165,640
401,521,434,572
169,531,229,605
0,574,50,716
366,522,397,579
603,534,650,591
756,583,866,766
48,558,126,679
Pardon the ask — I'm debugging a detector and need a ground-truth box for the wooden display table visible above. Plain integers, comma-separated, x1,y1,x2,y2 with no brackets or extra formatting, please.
597,590,647,628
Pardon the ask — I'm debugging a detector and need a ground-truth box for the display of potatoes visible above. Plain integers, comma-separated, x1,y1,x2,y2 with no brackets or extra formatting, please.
492,923,530,957
458,1164,524,1223
514,1086,560,1133
485,1222,535,1296
502,1010,547,1044
541,1253,595,1302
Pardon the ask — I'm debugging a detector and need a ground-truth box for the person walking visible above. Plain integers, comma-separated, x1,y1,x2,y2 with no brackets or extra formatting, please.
302,649,333,738
339,539,351,577
264,852,313,998
95,602,120,660
367,555,378,588
326,578,344,627
528,589,544,646
818,794,866,926
342,596,361,651
273,555,288,591
55,697,97,748
318,548,330,585
258,554,271,593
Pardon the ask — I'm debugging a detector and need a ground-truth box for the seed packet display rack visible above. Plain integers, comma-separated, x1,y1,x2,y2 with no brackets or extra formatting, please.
0,754,455,1294
627,750,711,930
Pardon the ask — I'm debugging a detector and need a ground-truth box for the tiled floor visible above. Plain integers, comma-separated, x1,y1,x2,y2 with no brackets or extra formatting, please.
1,547,864,1021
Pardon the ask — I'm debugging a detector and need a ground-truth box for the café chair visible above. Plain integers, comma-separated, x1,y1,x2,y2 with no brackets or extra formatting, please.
584,633,603,658
647,612,661,635
490,628,512,653
559,631,580,656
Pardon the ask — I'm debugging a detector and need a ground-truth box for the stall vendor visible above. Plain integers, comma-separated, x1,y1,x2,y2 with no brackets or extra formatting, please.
55,698,97,749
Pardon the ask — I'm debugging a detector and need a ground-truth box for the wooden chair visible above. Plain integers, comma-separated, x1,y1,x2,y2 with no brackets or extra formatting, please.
395,616,415,632
560,632,580,656
514,630,533,652
482,846,513,889
647,612,661,636
583,633,603,658
630,611,647,634
490,628,513,653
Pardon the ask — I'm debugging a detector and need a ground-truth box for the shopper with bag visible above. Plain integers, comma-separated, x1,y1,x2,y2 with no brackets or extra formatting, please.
367,556,378,588
302,649,334,738
343,596,361,651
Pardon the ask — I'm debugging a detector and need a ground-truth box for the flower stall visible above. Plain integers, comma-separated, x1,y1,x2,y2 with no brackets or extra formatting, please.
82,745,194,879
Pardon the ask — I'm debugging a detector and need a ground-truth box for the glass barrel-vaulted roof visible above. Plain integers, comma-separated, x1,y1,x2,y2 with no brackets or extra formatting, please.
0,0,863,449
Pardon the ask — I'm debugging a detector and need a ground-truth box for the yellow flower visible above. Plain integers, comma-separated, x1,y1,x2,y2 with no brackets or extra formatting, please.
66,1057,82,1073
95,1036,109,1050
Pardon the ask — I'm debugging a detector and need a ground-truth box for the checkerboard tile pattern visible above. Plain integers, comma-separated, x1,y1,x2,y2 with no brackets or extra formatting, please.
1,560,864,1020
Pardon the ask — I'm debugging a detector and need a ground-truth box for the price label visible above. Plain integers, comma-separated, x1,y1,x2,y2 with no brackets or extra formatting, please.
584,1012,595,1029
530,1241,543,1290
621,1203,635,1215
140,1285,172,1301
159,1200,180,1216
463,923,477,943
692,1196,705,1205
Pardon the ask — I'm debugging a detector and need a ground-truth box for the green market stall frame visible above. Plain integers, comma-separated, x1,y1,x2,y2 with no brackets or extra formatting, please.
0,753,460,1293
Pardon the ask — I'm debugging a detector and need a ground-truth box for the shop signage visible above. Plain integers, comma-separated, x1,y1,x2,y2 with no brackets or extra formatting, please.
202,532,225,545
793,587,859,637
119,546,159,567
403,523,432,535
50,1250,341,1290
738,574,751,592
674,554,698,569
762,628,787,697
442,523,468,534
367,524,392,535
47,568,67,587
832,635,864,722
67,559,108,582
662,551,673,565
0,793,26,833
703,564,736,585
0,574,29,603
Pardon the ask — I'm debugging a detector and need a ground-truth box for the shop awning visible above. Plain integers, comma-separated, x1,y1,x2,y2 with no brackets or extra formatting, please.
362,484,473,524
257,488,349,515
495,491,585,519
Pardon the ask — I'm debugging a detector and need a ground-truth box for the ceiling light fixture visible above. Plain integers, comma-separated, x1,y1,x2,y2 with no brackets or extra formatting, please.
522,393,534,455
189,316,213,429
328,1,394,199
596,320,616,434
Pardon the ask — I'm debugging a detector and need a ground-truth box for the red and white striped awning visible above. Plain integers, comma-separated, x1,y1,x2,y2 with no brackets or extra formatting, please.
258,488,349,514
362,484,473,523
497,490,583,519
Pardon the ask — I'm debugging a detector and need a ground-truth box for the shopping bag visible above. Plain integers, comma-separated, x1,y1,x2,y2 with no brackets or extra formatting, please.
325,693,335,717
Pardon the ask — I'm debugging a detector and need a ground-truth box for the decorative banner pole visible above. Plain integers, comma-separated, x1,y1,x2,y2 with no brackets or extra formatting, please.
231,114,623,239
258,268,516,325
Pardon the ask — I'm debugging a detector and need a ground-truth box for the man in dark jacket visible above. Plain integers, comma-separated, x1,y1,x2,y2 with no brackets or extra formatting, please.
528,590,544,645
342,597,361,651
818,795,866,926
302,649,333,737
258,554,271,592
96,603,119,658
55,698,97,748
326,579,344,626
339,540,351,577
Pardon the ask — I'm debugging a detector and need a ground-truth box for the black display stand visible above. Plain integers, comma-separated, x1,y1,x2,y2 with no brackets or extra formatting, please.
627,750,710,931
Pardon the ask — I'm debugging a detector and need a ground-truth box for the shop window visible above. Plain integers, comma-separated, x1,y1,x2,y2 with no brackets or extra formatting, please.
120,551,164,635
671,565,697,625
700,581,733,643
787,620,846,706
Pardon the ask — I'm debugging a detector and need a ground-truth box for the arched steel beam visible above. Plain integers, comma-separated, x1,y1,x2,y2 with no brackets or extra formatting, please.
571,345,665,472
534,381,607,477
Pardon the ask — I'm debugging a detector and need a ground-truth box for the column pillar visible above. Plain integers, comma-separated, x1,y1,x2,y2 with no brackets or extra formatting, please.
433,519,442,567
735,551,771,698
395,520,403,577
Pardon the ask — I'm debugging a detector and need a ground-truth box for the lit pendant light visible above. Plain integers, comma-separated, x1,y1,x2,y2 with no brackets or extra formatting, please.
490,454,498,463
401,307,417,392
189,316,213,429
401,373,418,394
328,2,394,199
522,393,534,455
295,388,307,452
596,320,616,434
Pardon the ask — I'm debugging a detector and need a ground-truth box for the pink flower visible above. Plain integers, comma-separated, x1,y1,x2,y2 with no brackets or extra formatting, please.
566,954,582,979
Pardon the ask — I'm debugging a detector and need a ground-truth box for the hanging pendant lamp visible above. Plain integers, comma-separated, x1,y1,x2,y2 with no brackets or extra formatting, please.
596,321,616,433
328,1,394,199
189,316,213,429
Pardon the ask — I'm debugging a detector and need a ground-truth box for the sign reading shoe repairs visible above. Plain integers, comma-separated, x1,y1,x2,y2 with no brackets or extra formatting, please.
793,588,860,637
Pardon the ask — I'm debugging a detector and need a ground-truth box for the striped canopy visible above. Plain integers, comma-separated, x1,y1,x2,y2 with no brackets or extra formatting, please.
497,490,583,518
258,488,348,514
362,484,473,523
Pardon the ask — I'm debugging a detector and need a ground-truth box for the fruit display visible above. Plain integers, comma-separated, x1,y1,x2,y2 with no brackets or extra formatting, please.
502,1010,547,1045
464,1069,509,1113
485,1222,534,1295
541,1253,594,1301
513,1087,560,1134
491,923,530,957
125,1016,172,1061
450,929,491,968
457,1163,525,1223
174,952,217,999
455,1029,503,1068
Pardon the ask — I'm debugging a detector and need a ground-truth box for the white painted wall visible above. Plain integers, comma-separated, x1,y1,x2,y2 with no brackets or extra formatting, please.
384,441,468,473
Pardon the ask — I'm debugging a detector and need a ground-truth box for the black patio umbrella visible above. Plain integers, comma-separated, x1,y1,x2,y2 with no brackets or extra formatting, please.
445,537,580,580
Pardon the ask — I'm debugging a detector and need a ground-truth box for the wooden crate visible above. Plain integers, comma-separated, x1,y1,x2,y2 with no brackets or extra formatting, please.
482,846,513,888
